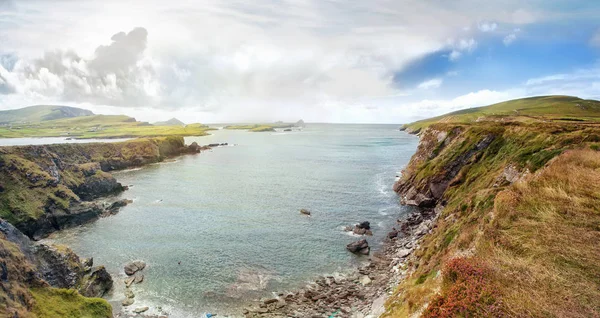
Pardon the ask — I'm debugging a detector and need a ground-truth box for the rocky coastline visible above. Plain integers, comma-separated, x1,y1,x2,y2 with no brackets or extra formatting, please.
0,137,219,316
242,206,442,317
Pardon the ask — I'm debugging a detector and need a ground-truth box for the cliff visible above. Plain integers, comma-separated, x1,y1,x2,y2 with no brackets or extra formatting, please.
384,121,600,317
0,218,112,317
0,136,200,239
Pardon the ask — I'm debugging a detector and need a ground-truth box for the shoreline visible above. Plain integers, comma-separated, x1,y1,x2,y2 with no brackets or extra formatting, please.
240,205,439,317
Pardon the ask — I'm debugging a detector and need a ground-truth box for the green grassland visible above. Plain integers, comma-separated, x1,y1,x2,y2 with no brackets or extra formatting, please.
403,95,600,132
0,114,213,139
224,123,296,132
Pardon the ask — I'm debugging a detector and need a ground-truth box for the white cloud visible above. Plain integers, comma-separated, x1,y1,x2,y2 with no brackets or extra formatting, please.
447,38,477,61
503,33,517,45
418,78,443,90
478,22,497,32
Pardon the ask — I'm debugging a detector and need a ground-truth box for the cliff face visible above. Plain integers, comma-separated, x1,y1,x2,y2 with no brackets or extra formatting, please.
0,219,112,317
385,122,600,317
0,136,198,239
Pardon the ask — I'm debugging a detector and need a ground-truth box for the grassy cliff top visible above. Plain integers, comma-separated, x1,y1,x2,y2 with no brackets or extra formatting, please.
403,95,600,132
385,120,600,317
0,114,212,139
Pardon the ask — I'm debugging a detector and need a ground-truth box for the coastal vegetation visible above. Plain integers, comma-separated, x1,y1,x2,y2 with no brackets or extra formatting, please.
0,105,212,139
224,120,304,132
385,95,600,317
402,95,600,133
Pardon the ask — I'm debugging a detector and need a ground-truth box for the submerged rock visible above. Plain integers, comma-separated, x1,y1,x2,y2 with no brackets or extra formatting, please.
134,306,149,313
300,209,311,216
346,239,370,255
122,298,134,306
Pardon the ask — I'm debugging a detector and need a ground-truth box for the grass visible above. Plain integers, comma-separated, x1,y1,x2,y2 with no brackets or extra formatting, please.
403,95,600,132
0,114,213,139
384,120,600,317
30,288,112,318
224,123,295,132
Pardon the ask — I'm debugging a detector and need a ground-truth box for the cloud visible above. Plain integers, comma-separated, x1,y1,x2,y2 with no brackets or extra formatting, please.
448,38,477,61
478,22,497,32
503,33,517,45
418,78,443,89
0,28,158,107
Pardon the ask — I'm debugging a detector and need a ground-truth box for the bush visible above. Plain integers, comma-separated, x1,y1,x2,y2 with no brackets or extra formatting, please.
423,258,503,318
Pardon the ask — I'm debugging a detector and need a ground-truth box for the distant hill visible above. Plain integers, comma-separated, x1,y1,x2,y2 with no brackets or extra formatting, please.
0,105,94,124
403,95,600,132
153,118,185,126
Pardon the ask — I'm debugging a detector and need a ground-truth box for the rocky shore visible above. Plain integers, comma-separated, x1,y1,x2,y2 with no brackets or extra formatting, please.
241,204,440,317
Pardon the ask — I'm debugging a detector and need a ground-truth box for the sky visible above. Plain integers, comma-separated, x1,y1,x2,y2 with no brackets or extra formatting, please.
0,0,599,124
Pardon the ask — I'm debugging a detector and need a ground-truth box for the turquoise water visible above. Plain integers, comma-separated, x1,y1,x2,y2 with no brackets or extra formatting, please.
47,124,418,316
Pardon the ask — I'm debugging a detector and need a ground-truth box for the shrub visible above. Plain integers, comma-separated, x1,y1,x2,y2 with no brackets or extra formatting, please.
423,258,503,318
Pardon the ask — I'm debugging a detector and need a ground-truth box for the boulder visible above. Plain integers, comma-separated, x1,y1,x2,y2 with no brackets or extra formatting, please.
356,221,370,230
346,239,370,255
387,229,399,239
124,260,146,276
133,274,144,284
300,209,311,216
133,307,149,314
353,227,366,235
122,298,134,306
359,275,372,286
125,288,135,299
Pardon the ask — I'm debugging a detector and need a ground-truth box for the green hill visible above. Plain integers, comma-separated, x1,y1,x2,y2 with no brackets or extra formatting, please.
153,118,185,126
403,95,600,133
0,105,94,124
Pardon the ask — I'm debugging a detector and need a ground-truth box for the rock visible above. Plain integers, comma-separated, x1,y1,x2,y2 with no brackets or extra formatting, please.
107,199,133,214
264,298,278,304
365,230,373,236
387,230,398,239
359,275,372,286
124,260,146,276
133,306,149,313
300,209,311,216
397,249,412,258
125,288,135,299
133,274,144,284
78,266,113,297
125,276,135,287
188,142,201,152
353,227,367,235
357,221,370,230
346,239,370,255
122,298,134,306
81,257,93,271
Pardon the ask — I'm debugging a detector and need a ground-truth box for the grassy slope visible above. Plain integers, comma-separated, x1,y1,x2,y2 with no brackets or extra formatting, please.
0,233,112,317
403,95,600,132
0,114,213,138
0,105,93,124
385,120,600,317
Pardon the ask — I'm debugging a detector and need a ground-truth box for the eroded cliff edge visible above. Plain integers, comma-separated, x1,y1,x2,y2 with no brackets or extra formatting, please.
384,122,600,317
